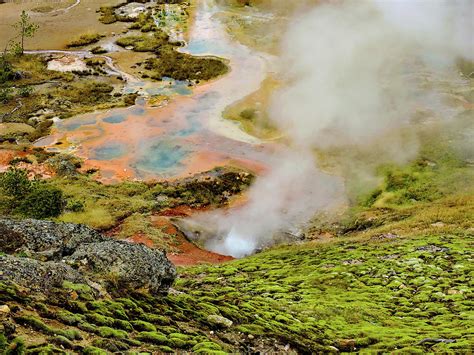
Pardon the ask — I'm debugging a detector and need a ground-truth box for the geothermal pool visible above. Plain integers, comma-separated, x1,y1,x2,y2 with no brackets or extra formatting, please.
35,0,277,182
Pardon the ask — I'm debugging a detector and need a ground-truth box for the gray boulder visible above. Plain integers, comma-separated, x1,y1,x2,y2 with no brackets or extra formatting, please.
0,218,177,295
0,255,86,292
207,314,233,328
0,218,105,261
66,241,177,295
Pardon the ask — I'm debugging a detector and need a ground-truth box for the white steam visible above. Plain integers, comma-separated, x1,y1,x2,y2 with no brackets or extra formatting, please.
200,0,473,257
205,150,345,257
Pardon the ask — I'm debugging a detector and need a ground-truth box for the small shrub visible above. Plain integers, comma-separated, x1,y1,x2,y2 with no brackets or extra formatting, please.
17,85,33,97
0,168,31,199
0,86,13,103
17,183,64,218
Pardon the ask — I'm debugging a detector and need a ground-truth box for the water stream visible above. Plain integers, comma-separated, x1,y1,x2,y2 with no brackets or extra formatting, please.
35,0,277,182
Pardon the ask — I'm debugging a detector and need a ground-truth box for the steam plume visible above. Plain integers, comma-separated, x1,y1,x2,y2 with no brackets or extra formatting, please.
201,0,473,257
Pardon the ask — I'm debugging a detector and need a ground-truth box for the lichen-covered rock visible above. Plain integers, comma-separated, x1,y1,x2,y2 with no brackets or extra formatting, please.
0,218,105,260
0,255,86,292
207,314,233,328
66,241,176,295
0,218,176,295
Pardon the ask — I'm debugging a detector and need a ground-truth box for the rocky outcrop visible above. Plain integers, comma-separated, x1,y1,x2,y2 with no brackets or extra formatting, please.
0,218,176,296
0,255,86,292
67,241,176,294
0,218,105,260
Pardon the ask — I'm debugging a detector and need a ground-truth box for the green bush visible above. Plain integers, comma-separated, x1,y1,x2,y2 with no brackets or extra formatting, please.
0,86,13,103
0,168,64,218
17,184,63,218
0,168,31,199
0,56,14,84
17,85,33,97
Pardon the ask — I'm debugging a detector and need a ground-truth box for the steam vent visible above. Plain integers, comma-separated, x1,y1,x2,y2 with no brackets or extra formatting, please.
0,0,472,352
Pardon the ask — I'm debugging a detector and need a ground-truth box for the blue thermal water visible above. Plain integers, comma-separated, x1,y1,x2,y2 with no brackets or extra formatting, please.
59,117,97,131
135,140,190,174
103,114,127,124
93,142,127,160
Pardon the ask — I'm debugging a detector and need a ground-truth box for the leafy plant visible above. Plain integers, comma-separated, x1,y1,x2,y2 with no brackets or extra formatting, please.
0,168,64,219
17,85,33,97
0,87,13,103
0,168,31,199
12,11,39,55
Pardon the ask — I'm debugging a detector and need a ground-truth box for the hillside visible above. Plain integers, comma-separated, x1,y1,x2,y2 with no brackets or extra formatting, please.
1,224,472,353
1,0,473,353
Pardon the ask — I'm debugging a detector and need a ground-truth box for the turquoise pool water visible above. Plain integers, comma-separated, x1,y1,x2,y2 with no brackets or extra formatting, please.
135,140,190,174
93,142,127,161
60,117,97,131
103,114,127,124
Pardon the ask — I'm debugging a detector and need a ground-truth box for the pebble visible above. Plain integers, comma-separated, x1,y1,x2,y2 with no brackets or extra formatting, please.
0,305,11,315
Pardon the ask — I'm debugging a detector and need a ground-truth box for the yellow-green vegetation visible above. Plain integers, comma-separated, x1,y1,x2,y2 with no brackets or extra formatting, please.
323,114,474,242
129,12,158,32
116,31,169,52
0,54,136,142
1,230,472,352
143,46,228,81
223,77,280,139
1,116,472,354
103,1,228,81
52,166,253,231
1,132,472,352
67,33,104,48
0,163,253,243
117,213,177,250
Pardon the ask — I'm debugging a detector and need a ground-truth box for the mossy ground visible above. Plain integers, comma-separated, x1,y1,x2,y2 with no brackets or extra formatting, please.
1,126,472,352
1,231,472,353
67,33,104,48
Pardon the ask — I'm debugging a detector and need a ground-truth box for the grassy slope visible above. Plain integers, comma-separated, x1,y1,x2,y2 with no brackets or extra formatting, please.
1,138,473,352
2,232,472,353
2,78,472,353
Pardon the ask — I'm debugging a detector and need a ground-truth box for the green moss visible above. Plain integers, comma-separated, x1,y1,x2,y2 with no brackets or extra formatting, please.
131,320,156,332
97,326,128,339
56,310,84,325
168,333,190,341
82,346,108,355
113,319,133,332
192,342,222,352
92,338,130,352
136,331,168,345
4,337,26,355
62,281,92,293
157,345,174,353
48,335,74,350
86,313,115,327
